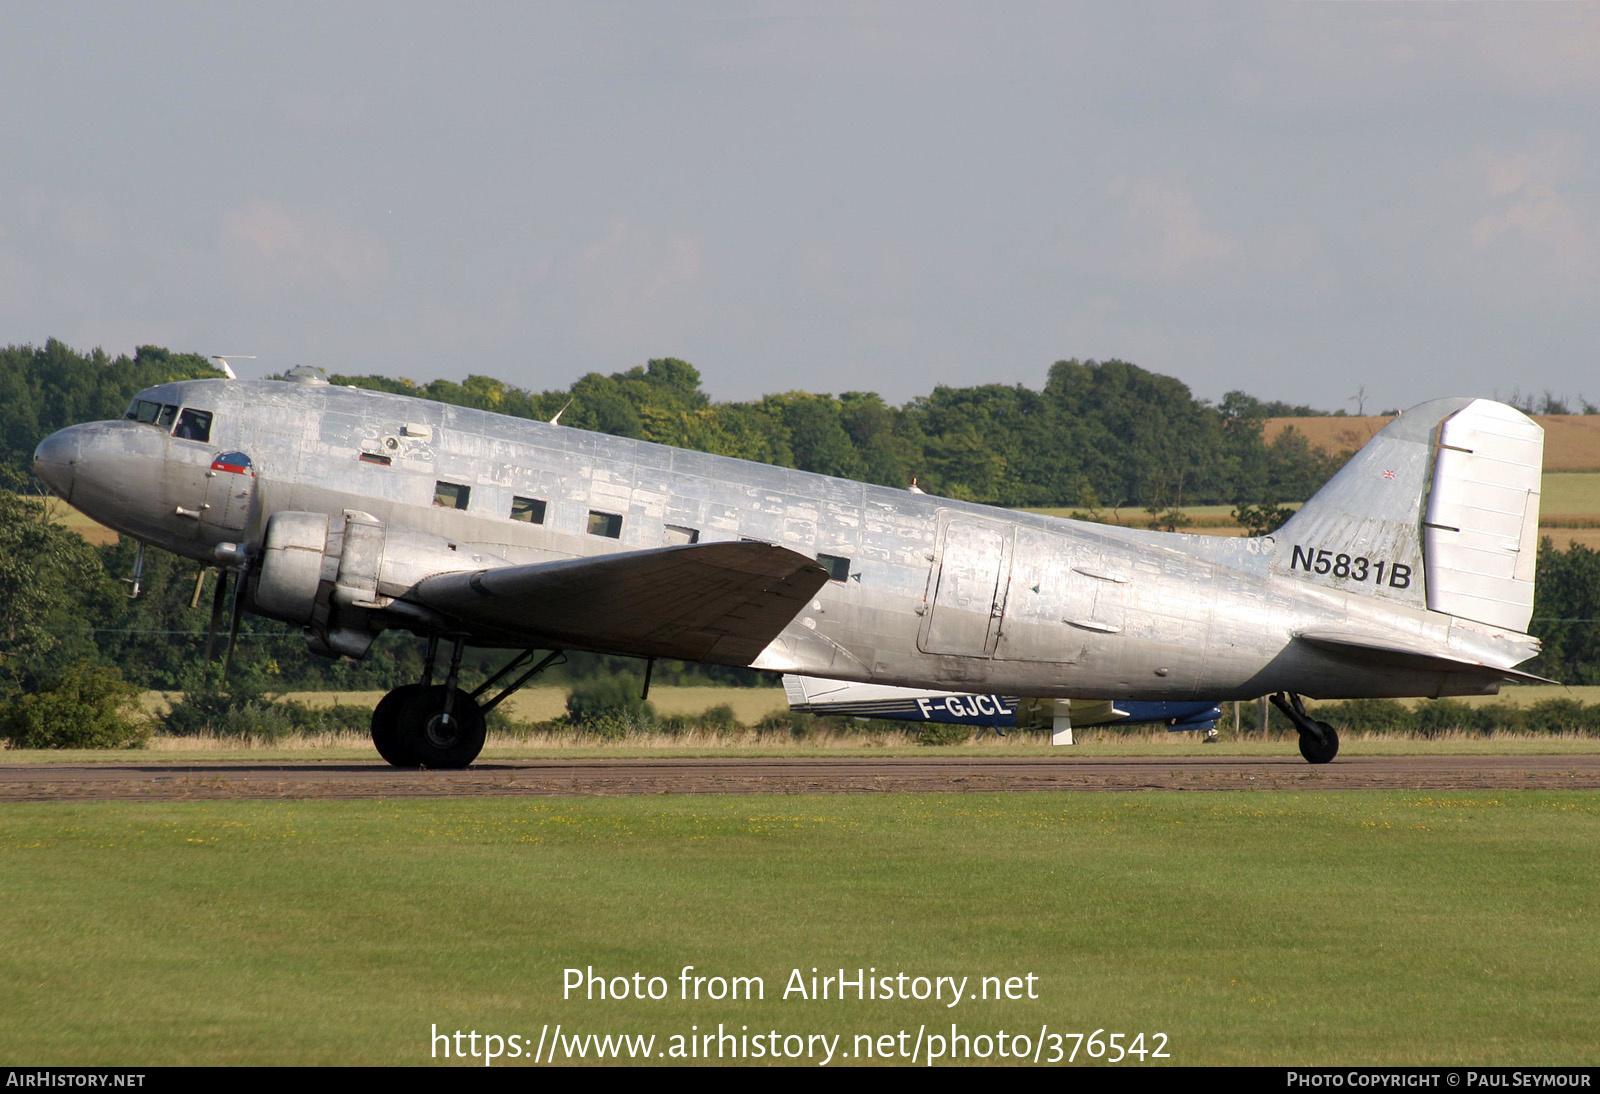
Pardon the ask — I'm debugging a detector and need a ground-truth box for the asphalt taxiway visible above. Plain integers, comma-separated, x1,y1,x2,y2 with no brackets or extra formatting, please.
2,754,1597,802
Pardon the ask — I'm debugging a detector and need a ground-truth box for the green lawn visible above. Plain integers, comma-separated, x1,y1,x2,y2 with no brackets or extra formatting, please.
3,792,1596,1065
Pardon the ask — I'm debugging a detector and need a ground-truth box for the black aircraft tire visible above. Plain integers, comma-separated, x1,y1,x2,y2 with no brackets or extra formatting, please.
395,685,487,769
372,684,424,768
1298,719,1340,765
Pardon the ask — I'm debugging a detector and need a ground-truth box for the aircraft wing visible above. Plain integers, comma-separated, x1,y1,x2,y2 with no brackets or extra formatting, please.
410,542,830,664
1294,630,1557,686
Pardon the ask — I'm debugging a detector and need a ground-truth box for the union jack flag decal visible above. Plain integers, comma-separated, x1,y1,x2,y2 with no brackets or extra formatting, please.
211,451,254,476
1382,469,1396,480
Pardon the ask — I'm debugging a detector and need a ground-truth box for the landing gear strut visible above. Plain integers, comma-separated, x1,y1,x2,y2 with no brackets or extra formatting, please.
1269,692,1340,764
370,640,565,769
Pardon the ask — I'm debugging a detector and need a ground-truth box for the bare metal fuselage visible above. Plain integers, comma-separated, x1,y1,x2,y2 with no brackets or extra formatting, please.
34,377,1537,702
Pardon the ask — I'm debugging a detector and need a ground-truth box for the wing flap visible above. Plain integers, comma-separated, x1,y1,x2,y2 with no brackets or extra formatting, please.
411,542,830,665
1295,629,1556,685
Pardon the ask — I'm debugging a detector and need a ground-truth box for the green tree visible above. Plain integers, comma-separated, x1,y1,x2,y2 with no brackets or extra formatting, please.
1530,539,1600,684
1,660,149,749
761,393,864,478
0,491,108,694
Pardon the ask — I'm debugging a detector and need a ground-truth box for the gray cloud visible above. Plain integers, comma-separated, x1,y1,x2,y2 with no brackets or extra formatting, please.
2,1,1598,411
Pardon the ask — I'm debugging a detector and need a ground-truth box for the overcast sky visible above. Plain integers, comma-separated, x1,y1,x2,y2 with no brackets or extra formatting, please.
3,1,1598,412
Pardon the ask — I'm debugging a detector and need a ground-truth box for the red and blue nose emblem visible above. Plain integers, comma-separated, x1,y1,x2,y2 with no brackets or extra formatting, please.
210,451,254,476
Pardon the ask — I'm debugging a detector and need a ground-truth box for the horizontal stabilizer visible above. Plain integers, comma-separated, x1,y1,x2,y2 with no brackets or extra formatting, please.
1294,629,1556,685
410,542,829,665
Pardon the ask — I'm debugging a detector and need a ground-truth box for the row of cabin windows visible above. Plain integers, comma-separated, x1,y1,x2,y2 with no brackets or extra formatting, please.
124,399,213,443
431,479,620,540
427,474,849,579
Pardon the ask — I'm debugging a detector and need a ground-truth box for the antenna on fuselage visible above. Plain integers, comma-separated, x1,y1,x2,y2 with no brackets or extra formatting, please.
210,355,256,380
549,399,573,425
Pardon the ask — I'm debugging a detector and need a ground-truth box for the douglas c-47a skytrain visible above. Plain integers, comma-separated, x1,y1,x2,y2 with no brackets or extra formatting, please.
33,367,1550,767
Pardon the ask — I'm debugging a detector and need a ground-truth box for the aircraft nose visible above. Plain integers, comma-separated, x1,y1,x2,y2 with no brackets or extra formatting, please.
32,427,81,498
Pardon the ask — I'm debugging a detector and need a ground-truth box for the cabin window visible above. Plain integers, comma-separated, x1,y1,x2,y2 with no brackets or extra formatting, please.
434,481,471,510
818,553,851,582
587,510,623,538
172,408,213,442
511,496,546,524
359,452,391,466
663,524,699,546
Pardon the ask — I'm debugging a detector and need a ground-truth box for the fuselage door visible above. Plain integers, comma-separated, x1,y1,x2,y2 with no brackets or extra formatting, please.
995,525,1098,663
918,517,1009,657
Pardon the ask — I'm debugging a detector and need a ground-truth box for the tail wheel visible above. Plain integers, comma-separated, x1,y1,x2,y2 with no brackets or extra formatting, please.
395,684,487,769
371,684,424,767
1298,719,1340,764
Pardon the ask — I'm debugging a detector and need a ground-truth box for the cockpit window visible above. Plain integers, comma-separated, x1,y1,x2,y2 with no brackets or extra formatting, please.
156,404,179,429
173,408,213,443
125,399,162,424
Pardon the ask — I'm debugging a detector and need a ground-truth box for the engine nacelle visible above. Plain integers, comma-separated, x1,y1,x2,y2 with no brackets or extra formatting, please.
252,509,509,659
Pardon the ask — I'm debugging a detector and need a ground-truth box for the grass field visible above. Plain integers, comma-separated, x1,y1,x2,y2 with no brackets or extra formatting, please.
2,791,1595,1065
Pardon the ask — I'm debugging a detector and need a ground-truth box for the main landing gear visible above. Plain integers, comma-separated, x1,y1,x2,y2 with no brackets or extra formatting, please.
1269,692,1340,764
370,636,565,768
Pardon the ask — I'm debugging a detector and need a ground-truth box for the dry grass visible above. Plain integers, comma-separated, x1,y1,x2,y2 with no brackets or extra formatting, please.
1540,471,1600,519
12,491,120,545
109,724,1600,760
1306,685,1600,709
1543,529,1600,550
269,685,791,724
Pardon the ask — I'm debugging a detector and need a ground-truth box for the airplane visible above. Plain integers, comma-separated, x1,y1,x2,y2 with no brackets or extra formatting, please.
781,674,1224,741
32,367,1549,768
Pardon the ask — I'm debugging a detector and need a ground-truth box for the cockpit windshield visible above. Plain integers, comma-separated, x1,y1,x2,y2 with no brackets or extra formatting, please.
125,398,167,425
125,399,214,443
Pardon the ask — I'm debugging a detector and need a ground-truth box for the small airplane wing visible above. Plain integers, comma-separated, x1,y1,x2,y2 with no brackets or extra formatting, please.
1294,629,1557,686
410,542,830,664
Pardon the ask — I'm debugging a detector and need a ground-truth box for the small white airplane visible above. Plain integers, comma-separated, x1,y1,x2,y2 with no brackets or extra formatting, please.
782,674,1224,743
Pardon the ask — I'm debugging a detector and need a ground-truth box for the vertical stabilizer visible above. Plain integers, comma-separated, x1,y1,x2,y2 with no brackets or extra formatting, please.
1422,400,1542,632
1271,398,1473,610
1272,397,1542,635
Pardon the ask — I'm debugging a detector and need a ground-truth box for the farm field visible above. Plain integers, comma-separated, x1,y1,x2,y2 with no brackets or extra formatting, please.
1029,471,1600,545
1264,413,1600,472
2,791,1595,1065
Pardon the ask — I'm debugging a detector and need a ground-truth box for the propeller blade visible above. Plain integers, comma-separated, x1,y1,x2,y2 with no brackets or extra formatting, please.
203,570,229,664
221,569,248,680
